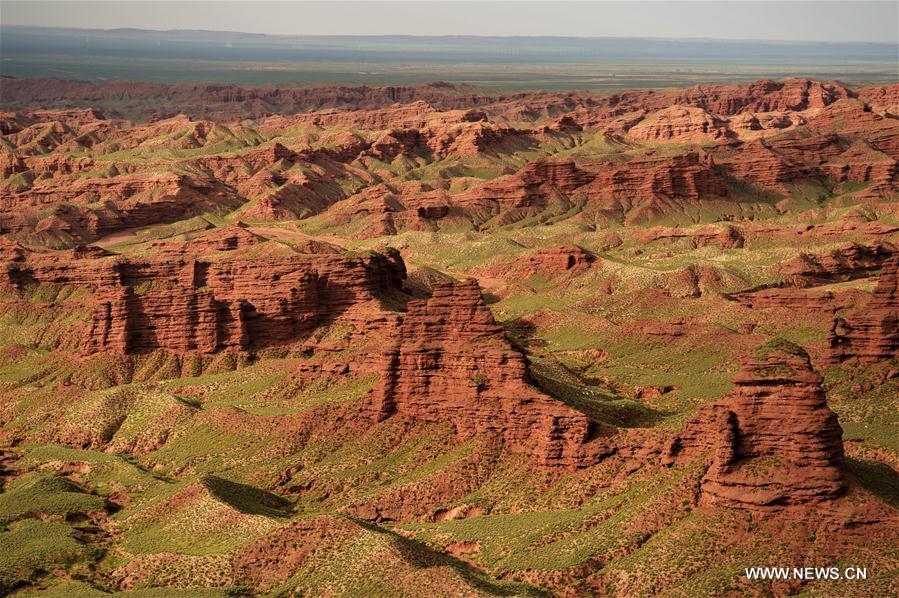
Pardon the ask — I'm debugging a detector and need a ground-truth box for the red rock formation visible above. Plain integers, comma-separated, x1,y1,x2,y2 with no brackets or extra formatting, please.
776,242,895,286
626,106,733,143
728,287,856,312
0,149,26,179
543,114,583,133
867,126,899,163
0,172,243,244
24,107,107,127
5,237,606,468
4,236,612,473
806,98,891,137
859,83,899,116
483,245,598,280
0,233,406,355
667,78,853,115
730,111,802,135
766,132,845,167
264,101,485,132
641,317,707,340
454,159,593,212
827,256,899,363
632,224,744,249
22,154,97,176
821,142,898,199
663,264,736,298
364,128,422,161
719,140,803,189
665,340,846,510
425,121,528,158
575,151,727,223
0,111,24,135
365,279,607,468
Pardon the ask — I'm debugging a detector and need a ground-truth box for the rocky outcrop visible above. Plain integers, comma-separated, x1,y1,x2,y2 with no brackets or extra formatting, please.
822,142,898,199
454,159,593,212
667,78,853,115
366,279,607,468
665,340,846,510
632,224,744,249
728,287,857,312
267,102,486,133
720,140,803,189
1,233,406,355
827,256,899,363
483,245,598,281
3,231,606,469
859,84,899,116
0,172,243,244
626,106,733,143
726,242,895,309
776,242,895,286
0,149,26,179
765,132,845,167
575,151,728,223
425,121,527,158
729,111,802,135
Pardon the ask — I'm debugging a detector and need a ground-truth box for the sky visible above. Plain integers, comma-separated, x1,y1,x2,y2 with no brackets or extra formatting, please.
2,1,897,43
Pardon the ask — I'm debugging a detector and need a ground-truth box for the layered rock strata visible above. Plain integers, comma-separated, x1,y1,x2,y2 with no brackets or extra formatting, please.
827,256,899,363
366,279,606,468
1,234,607,469
777,242,895,287
665,340,846,510
625,106,734,142
0,233,406,355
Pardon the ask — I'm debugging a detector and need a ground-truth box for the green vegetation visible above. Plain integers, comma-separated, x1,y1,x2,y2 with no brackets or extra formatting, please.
0,519,99,593
0,473,105,521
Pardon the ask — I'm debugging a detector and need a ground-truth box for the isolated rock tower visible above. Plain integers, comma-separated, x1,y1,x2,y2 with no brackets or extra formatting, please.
666,339,846,510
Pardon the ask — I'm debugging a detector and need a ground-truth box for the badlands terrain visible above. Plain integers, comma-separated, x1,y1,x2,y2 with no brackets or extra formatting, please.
0,76,898,595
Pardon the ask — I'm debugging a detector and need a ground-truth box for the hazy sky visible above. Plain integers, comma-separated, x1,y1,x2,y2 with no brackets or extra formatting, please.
3,1,897,43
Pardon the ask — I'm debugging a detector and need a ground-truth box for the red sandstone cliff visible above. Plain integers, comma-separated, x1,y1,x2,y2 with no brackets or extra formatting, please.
777,242,895,287
625,106,734,143
1,230,406,355
665,340,846,510
575,151,727,223
454,159,593,213
365,279,607,468
1,232,607,469
827,256,899,363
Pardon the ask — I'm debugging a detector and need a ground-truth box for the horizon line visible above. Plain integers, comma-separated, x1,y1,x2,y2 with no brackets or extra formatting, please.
3,23,896,47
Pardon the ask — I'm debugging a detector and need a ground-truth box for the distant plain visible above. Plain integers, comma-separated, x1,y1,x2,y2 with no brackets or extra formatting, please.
2,26,897,89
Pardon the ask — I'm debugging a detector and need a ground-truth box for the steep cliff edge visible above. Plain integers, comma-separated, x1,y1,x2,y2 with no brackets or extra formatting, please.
827,256,899,363
366,279,608,469
1,229,406,355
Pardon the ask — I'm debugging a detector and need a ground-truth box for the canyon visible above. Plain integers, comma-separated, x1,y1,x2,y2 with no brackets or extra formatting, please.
0,76,897,596
2,78,898,248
